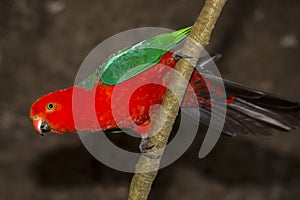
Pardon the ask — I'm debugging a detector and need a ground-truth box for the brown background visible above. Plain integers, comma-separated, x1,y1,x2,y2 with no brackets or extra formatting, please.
0,0,300,199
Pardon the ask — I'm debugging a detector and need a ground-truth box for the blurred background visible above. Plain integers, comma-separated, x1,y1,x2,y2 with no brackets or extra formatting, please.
0,0,300,199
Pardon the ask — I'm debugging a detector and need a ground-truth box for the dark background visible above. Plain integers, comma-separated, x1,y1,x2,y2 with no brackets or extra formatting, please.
1,0,300,199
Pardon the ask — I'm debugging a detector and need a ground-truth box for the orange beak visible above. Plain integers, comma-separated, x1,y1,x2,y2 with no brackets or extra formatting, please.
32,117,51,135
33,117,42,134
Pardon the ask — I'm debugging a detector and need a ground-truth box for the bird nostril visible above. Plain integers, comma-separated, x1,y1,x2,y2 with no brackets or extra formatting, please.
40,121,51,133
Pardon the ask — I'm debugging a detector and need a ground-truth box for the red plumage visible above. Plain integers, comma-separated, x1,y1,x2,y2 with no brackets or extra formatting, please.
30,51,300,136
30,52,200,135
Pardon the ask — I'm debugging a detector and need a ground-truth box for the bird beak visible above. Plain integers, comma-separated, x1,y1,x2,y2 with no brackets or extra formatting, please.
32,117,51,135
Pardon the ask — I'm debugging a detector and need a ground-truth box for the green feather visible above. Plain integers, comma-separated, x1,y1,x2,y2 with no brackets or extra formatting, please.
80,26,192,88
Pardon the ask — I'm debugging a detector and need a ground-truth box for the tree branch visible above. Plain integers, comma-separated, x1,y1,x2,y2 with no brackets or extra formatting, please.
128,0,227,199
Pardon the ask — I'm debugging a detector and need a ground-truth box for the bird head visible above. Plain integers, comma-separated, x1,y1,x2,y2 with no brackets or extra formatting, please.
30,87,75,135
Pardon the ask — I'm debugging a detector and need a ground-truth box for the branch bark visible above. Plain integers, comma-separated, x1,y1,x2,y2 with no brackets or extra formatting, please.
128,0,227,199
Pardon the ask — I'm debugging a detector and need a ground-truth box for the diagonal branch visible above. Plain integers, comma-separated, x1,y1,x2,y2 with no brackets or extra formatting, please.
128,0,227,199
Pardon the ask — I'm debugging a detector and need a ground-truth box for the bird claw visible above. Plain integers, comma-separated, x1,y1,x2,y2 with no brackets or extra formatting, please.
172,50,193,62
172,51,222,71
139,137,154,153
139,137,161,159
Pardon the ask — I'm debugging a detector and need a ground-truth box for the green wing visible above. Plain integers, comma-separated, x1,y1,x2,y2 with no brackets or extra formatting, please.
80,26,192,88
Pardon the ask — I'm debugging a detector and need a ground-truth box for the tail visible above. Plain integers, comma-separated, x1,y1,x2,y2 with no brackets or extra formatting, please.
183,75,300,137
223,80,299,136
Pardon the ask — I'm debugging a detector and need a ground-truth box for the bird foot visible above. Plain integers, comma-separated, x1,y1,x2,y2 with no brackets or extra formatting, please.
172,50,193,62
139,137,161,159
139,137,154,153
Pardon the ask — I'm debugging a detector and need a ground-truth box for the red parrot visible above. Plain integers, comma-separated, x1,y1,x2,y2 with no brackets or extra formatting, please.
30,27,300,141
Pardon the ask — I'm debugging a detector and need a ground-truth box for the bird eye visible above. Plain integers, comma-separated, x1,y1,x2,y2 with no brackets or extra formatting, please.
46,103,56,111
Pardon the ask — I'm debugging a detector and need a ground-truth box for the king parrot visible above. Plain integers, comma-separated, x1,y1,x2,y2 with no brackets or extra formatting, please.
30,27,300,140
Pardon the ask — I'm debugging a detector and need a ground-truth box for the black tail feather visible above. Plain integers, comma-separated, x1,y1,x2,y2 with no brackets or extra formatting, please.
222,79,300,136
183,78,300,136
